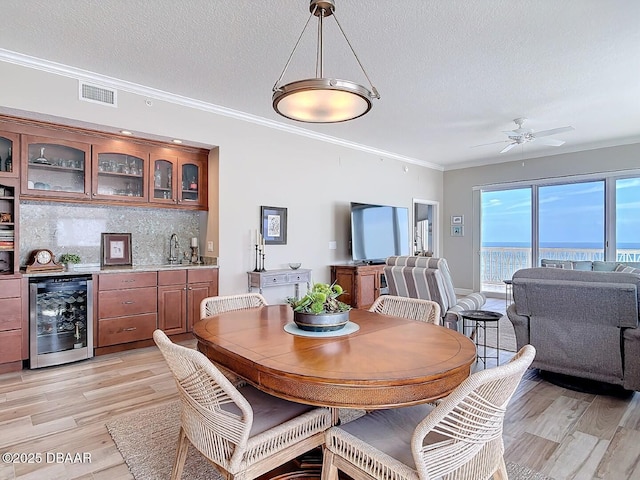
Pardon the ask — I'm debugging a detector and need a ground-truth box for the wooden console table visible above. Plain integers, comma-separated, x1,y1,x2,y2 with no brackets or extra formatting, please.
247,269,312,298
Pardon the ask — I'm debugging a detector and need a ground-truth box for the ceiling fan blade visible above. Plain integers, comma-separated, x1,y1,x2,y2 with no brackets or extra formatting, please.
471,140,510,148
534,126,574,138
537,137,565,147
500,142,518,153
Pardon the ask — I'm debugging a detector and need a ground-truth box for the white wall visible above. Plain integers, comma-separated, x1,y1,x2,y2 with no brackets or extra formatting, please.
442,143,640,291
0,61,443,303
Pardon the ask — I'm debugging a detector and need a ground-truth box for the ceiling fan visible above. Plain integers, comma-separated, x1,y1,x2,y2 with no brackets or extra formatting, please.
479,118,575,153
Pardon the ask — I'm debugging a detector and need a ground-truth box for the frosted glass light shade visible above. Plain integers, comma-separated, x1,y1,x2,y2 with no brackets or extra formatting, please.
273,78,374,123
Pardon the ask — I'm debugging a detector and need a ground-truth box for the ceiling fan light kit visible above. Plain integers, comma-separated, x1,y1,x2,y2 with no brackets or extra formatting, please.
272,0,380,123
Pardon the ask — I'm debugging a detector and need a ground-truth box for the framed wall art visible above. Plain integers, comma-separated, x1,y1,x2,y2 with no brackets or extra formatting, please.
101,233,132,267
260,206,287,245
450,225,464,237
451,215,464,225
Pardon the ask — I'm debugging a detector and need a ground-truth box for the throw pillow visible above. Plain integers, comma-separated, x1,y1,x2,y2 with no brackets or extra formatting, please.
615,264,640,274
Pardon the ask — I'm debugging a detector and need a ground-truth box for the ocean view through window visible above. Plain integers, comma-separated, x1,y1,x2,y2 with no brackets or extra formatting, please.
480,175,640,295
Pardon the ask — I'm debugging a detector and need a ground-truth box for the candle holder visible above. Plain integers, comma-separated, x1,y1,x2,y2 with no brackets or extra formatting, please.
253,244,261,272
260,252,266,272
190,246,202,264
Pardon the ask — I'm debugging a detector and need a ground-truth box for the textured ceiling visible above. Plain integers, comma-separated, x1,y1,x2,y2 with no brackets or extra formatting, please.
1,0,639,170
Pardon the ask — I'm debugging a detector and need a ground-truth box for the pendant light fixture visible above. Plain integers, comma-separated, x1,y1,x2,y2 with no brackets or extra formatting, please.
272,0,380,123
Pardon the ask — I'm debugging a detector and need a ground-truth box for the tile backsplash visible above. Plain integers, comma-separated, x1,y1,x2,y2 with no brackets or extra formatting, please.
20,201,202,267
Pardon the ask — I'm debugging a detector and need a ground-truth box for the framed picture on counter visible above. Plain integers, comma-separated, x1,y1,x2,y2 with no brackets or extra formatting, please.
101,233,132,267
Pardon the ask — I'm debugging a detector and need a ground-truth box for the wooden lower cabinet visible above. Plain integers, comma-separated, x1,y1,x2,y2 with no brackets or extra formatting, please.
158,268,219,334
330,264,386,310
0,277,25,372
97,271,158,348
96,267,218,353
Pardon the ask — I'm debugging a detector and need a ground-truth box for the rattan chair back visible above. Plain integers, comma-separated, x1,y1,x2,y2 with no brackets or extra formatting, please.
153,329,331,480
369,295,441,325
200,293,267,320
323,345,536,480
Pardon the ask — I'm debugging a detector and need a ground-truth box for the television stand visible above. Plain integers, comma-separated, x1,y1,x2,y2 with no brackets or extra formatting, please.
330,264,387,310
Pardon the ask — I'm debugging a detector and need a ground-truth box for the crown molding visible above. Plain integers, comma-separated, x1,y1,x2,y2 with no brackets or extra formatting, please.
0,49,444,172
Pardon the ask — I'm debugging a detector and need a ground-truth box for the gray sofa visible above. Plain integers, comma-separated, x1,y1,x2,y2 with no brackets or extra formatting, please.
507,267,640,390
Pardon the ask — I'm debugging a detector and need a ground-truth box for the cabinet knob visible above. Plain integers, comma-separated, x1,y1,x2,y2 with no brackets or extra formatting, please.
122,300,135,305
121,327,137,332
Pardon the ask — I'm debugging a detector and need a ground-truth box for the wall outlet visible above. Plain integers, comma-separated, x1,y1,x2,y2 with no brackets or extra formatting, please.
207,241,214,252
329,241,337,250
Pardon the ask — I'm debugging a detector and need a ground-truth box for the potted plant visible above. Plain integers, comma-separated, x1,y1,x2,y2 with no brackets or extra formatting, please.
288,282,351,332
60,253,81,271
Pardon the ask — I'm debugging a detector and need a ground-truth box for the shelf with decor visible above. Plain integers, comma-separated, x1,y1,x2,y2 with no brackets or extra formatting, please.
21,136,91,199
0,180,19,275
92,142,148,202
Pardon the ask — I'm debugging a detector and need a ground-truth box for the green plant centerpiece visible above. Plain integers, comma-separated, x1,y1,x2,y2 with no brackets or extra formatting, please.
288,282,351,332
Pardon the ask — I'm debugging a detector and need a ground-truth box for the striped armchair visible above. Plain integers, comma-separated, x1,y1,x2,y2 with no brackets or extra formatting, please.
384,256,486,331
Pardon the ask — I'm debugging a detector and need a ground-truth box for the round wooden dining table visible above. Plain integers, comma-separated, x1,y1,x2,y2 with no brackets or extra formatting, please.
193,305,476,411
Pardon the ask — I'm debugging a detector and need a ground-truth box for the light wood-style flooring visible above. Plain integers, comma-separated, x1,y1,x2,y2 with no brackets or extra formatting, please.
1,299,638,479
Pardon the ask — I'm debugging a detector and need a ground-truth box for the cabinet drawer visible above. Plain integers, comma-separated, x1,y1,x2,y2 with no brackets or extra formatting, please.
260,274,289,287
0,278,21,299
99,286,157,318
158,269,187,286
98,313,157,346
99,272,157,291
0,297,21,331
287,271,311,283
187,268,218,284
0,329,22,363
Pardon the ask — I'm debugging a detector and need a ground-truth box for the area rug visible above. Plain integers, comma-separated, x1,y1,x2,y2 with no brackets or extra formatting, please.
107,401,553,480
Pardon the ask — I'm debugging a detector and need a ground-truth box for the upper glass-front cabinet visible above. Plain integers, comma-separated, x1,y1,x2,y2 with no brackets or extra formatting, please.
150,151,177,205
0,131,19,178
21,135,91,199
92,143,147,201
180,153,206,208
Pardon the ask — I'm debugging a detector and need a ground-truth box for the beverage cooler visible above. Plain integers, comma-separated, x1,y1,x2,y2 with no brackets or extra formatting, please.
29,275,94,369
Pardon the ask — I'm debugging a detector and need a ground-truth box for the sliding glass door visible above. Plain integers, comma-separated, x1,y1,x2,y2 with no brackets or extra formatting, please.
480,188,532,293
616,177,640,262
538,181,605,263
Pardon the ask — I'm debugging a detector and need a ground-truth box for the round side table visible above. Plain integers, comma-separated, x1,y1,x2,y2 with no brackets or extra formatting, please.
459,309,503,368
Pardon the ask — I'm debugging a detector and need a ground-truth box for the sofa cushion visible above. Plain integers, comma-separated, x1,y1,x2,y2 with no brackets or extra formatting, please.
615,264,640,274
571,261,593,271
540,259,573,269
593,261,619,271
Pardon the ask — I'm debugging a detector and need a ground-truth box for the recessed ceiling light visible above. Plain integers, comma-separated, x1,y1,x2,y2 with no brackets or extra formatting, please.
172,139,183,144
120,130,133,135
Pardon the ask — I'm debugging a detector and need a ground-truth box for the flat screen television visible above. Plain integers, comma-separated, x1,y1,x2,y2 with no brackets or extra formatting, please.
350,202,410,264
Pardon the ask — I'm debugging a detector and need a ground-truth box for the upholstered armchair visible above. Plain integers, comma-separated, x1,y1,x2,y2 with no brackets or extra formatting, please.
384,256,486,331
507,267,640,391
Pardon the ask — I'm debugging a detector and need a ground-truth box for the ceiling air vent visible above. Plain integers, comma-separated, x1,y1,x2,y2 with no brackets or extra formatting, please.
79,82,117,107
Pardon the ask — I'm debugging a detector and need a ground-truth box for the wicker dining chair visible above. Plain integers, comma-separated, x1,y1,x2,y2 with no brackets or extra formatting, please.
322,344,536,480
153,330,332,480
200,292,268,320
369,295,442,325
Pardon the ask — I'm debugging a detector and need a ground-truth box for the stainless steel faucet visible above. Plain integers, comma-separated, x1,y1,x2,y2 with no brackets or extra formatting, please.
169,233,180,264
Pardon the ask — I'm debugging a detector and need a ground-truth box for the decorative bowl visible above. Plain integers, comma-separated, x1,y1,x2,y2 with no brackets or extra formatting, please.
289,262,302,270
293,311,349,332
